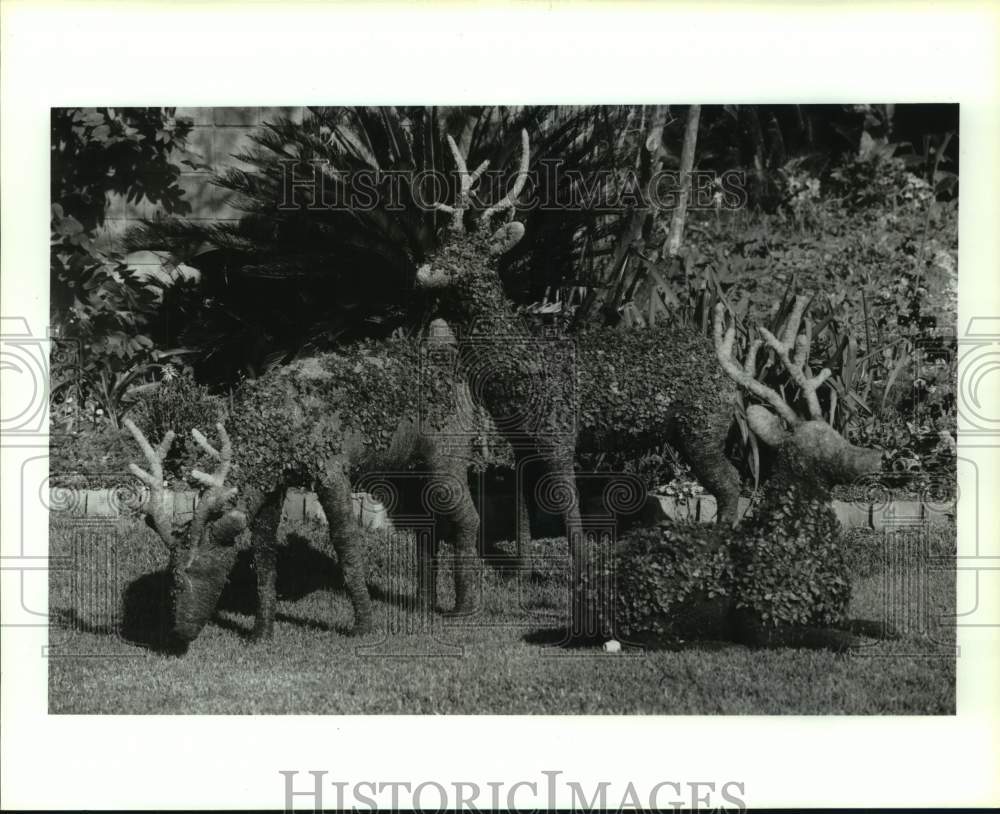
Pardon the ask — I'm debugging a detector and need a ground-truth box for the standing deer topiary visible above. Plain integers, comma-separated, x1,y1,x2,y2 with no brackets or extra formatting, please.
416,129,741,637
123,335,482,653
610,299,888,650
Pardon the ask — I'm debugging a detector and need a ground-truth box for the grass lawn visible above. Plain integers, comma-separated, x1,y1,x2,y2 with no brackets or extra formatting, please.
48,518,956,715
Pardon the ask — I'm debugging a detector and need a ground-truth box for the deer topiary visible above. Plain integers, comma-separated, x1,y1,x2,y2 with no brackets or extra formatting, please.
416,129,741,637
123,335,482,653
609,300,889,650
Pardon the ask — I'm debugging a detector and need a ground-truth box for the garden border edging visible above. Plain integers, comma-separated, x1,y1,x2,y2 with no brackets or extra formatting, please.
52,488,953,530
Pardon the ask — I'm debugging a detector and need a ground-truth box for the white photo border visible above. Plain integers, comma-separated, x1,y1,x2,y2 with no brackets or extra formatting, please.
2,1,998,809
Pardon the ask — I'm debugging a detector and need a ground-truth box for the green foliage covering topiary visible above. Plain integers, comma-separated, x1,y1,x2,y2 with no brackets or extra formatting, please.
610,495,852,648
729,471,851,628
575,321,735,451
611,524,733,644
607,405,880,649
118,328,492,649
225,336,461,496
425,229,742,528
606,304,882,650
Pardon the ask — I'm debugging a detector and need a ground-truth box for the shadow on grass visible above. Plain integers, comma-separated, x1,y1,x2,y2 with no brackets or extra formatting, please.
211,609,358,640
118,533,435,649
521,601,896,654
220,533,428,614
99,530,571,652
119,570,190,655
116,535,346,650
217,534,344,614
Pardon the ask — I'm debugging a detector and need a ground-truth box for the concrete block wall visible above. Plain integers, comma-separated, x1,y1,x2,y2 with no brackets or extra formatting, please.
641,494,954,529
56,487,954,533
60,487,390,531
95,107,306,262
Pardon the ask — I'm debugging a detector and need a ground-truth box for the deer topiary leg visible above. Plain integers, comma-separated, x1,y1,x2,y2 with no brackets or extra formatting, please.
522,446,600,638
416,515,441,613
512,447,543,568
249,489,283,641
672,410,742,526
538,448,602,639
430,455,481,615
316,464,373,636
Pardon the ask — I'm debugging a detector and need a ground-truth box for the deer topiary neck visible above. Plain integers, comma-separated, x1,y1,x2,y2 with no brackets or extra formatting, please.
733,445,850,629
458,273,528,338
431,237,529,339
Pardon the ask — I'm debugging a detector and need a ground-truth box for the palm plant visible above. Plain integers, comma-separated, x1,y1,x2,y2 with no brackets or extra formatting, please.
127,105,634,382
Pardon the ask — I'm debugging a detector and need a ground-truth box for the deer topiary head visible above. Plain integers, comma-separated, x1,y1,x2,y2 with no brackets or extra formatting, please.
713,298,882,489
414,129,531,323
124,419,247,650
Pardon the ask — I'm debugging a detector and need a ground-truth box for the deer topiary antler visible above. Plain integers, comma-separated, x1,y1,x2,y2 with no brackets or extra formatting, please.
434,128,531,235
480,129,531,227
434,134,491,233
124,419,177,549
714,298,833,425
187,423,240,562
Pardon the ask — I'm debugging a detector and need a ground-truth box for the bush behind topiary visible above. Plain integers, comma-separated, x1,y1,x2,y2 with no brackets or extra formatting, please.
131,371,224,483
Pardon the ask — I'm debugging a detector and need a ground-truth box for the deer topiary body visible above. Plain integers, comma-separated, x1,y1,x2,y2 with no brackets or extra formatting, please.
422,232,740,517
125,335,481,652
611,300,886,650
416,130,740,636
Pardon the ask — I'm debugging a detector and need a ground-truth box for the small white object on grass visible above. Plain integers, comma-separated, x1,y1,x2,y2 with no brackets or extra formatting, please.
603,639,621,653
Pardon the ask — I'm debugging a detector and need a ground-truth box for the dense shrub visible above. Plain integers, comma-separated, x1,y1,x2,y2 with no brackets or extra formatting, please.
51,108,202,431
129,371,224,482
51,371,223,489
609,525,733,644
607,507,853,646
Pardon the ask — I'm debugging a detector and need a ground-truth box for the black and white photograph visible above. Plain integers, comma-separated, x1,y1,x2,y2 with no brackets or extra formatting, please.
2,3,998,811
44,102,960,715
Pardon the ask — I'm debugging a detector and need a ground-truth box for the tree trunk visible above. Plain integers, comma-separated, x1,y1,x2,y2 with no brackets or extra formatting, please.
577,105,671,327
666,104,701,257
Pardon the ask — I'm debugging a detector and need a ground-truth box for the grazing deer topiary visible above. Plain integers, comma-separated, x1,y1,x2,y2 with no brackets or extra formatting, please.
124,336,482,652
123,418,248,651
610,299,889,650
416,129,741,636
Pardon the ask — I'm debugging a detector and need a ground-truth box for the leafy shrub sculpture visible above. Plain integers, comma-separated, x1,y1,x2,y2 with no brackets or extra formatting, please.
416,130,740,637
609,300,887,650
123,335,482,652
